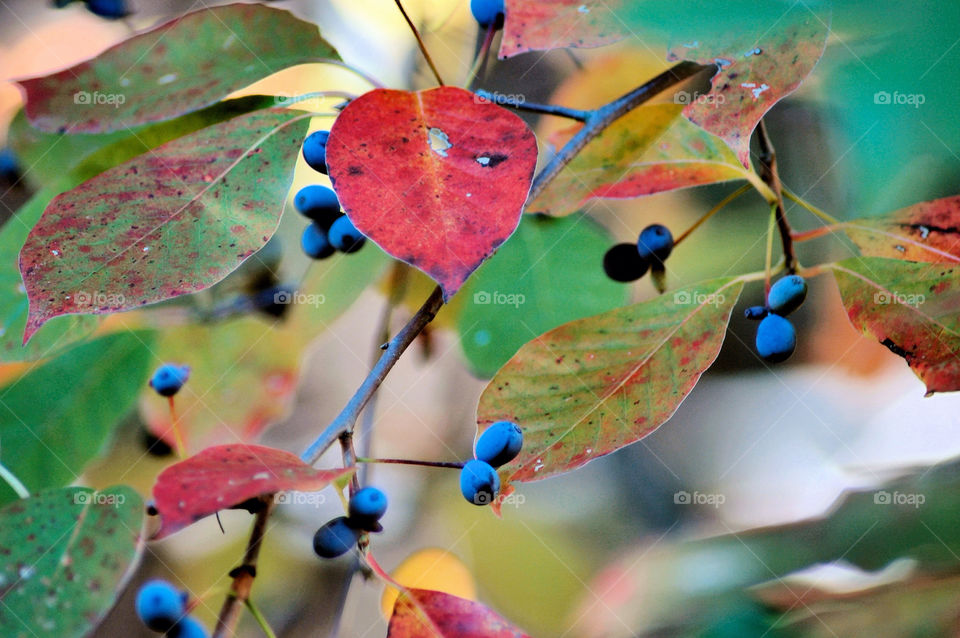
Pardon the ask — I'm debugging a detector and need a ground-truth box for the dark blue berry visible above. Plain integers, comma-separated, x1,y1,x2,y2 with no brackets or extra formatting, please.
459,459,500,506
149,364,190,397
348,487,388,530
251,285,295,319
301,223,336,260
766,275,807,316
637,224,673,263
135,580,184,632
142,429,174,457
475,421,523,468
328,215,366,253
313,516,361,558
744,305,768,320
85,0,129,18
168,616,208,638
0,148,19,181
603,243,649,282
302,130,330,174
293,185,340,228
471,0,505,28
755,314,796,362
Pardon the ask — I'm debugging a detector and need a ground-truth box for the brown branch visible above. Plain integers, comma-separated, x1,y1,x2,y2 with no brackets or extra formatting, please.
756,119,797,273
392,0,445,86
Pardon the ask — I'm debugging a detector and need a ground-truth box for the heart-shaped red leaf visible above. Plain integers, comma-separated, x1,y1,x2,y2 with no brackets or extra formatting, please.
844,195,960,264
326,87,538,300
151,444,352,538
499,0,629,59
388,589,530,638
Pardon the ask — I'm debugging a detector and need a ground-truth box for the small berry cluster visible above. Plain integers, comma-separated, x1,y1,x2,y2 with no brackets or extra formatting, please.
135,580,207,638
313,486,388,559
745,274,807,362
470,0,505,28
53,0,130,19
296,131,366,260
460,421,523,506
603,224,675,283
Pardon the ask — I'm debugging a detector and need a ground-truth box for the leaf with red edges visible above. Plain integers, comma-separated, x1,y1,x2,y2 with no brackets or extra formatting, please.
151,444,352,538
831,257,960,395
19,109,308,344
17,4,336,133
527,104,750,217
844,195,960,264
326,87,538,301
388,589,530,638
477,278,742,493
666,4,830,167
499,0,629,59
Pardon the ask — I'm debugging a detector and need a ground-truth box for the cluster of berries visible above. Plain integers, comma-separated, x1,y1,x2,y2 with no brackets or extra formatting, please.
313,486,388,559
603,224,674,283
135,580,206,638
745,274,807,362
295,131,366,259
460,421,523,506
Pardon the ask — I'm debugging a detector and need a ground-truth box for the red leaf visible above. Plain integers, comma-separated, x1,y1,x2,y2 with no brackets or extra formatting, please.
388,589,530,638
151,444,352,538
667,4,830,167
499,0,628,59
326,87,538,301
844,195,960,264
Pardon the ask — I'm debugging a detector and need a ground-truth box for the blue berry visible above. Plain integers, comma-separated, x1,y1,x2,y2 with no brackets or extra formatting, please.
135,580,184,632
301,223,336,260
603,243,649,282
471,0,505,28
313,516,361,558
85,0,129,18
637,224,673,263
302,130,330,174
293,185,341,228
755,314,796,363
766,275,807,316
459,459,500,506
168,616,208,638
149,364,190,397
328,215,366,253
744,305,768,320
348,487,388,530
0,148,18,180
475,421,523,468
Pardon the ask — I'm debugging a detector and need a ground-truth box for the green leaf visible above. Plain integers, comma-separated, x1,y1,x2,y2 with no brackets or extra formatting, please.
477,278,743,490
831,256,960,395
0,332,155,506
17,4,336,132
0,486,144,638
458,215,629,377
20,109,310,343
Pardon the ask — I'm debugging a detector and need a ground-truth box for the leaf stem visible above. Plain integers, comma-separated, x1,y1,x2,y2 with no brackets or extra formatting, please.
755,119,797,274
474,90,590,122
356,457,465,470
674,183,751,246
466,23,497,89
0,462,29,499
791,224,843,242
244,597,278,638
764,202,777,294
167,396,186,458
782,187,841,224
301,286,445,465
527,61,713,205
392,0,445,86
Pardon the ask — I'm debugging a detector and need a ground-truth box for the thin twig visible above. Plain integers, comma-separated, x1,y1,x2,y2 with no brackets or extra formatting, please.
756,120,797,273
674,183,751,246
392,0,445,86
212,500,275,638
0,462,28,499
527,61,712,204
356,457,465,470
764,202,777,294
782,187,841,224
466,23,497,89
301,286,445,465
474,90,589,121
243,598,278,638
